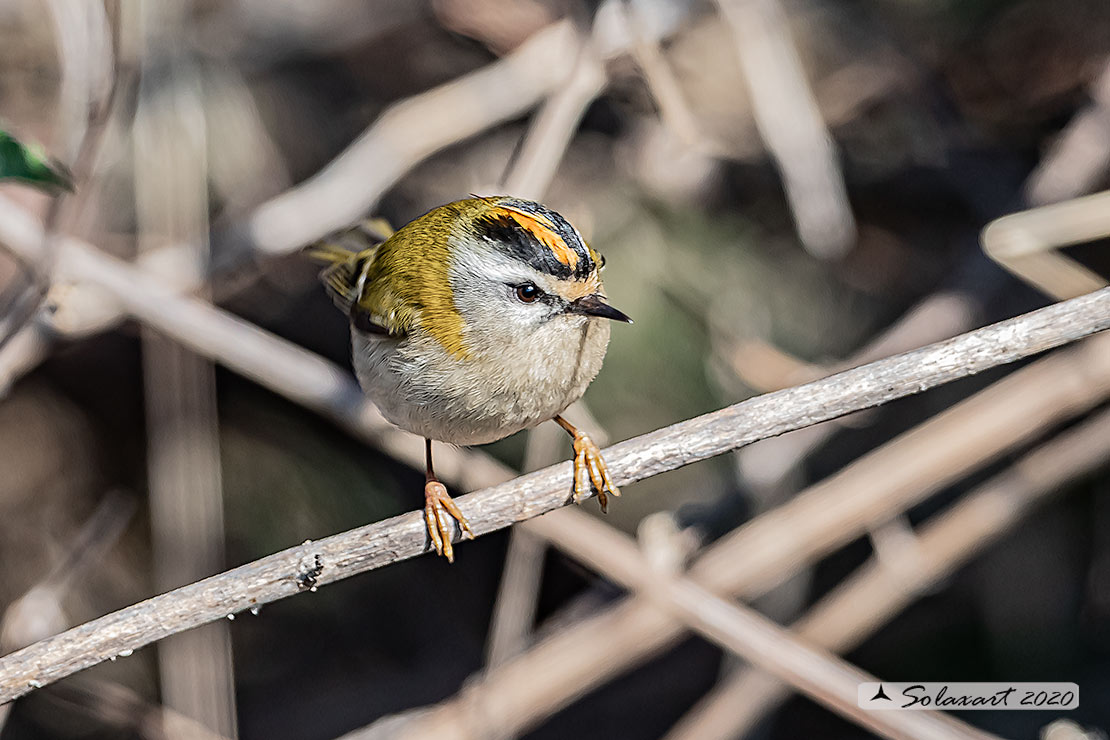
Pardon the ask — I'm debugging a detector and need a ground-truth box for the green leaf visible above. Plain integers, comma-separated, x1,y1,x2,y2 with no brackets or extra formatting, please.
0,129,73,193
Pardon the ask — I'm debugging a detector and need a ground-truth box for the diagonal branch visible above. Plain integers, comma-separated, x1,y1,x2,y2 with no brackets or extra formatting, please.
388,329,1110,740
515,510,999,740
662,408,1110,740
0,288,1107,703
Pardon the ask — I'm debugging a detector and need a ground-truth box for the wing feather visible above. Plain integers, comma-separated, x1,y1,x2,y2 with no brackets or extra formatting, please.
305,220,409,337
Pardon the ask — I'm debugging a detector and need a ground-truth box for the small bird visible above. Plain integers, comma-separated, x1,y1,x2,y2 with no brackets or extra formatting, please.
308,196,631,561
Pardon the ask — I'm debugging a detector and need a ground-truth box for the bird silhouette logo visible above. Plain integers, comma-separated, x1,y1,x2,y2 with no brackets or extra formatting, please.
870,684,892,701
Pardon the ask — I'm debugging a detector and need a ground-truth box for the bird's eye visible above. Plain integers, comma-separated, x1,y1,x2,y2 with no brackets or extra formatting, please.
514,283,541,303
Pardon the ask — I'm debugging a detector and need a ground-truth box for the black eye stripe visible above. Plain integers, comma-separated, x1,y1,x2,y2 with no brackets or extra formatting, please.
475,204,596,280
508,282,563,308
479,215,575,279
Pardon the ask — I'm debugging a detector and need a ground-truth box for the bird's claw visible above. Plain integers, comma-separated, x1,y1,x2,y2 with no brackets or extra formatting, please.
571,432,620,513
424,480,473,563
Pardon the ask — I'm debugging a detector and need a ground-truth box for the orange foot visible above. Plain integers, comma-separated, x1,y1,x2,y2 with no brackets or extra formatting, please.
571,431,620,513
424,480,474,563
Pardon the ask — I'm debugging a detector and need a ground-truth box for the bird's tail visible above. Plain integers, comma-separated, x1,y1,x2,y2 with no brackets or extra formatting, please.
304,218,393,313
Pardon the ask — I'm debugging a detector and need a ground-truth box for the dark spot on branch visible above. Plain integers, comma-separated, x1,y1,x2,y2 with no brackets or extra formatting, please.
296,553,323,591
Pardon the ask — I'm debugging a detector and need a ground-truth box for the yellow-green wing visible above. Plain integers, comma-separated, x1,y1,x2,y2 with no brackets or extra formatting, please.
304,220,410,337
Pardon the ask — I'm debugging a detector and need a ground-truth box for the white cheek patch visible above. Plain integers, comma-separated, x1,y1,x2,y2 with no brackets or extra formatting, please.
447,241,571,347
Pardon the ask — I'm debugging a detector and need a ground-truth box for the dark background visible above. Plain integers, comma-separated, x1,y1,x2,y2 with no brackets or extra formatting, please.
1,0,1109,738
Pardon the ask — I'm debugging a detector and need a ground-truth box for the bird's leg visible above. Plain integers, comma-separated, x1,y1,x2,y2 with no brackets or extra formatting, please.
553,415,620,513
423,438,473,562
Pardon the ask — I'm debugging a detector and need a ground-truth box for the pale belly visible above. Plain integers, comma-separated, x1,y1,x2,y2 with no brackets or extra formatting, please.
352,318,610,445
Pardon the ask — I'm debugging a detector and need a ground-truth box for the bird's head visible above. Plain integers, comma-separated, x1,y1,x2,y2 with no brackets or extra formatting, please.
443,196,631,340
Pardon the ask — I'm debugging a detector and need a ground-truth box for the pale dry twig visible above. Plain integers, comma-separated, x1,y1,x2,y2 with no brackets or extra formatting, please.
714,0,855,257
515,509,998,740
0,289,1107,702
664,408,1110,740
398,329,1110,740
131,13,238,735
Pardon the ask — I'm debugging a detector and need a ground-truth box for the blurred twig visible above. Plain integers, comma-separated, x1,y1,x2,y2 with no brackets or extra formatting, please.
733,289,978,492
0,490,134,731
664,408,1110,740
620,1,727,156
0,323,50,398
398,330,1110,740
498,27,607,200
0,491,136,653
0,0,115,355
0,291,1107,702
982,189,1110,301
483,420,567,673
245,19,578,253
987,62,1110,304
485,405,608,671
45,0,114,164
245,0,694,255
713,0,855,258
484,529,546,670
131,6,237,734
485,4,614,667
41,678,232,740
1026,61,1110,206
728,291,979,394
514,510,998,740
984,65,1110,303
1041,719,1106,740
0,195,512,491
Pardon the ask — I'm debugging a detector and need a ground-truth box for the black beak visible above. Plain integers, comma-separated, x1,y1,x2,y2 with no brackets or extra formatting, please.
569,294,633,323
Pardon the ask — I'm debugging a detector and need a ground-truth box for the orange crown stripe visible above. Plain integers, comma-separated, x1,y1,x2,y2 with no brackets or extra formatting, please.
498,207,579,270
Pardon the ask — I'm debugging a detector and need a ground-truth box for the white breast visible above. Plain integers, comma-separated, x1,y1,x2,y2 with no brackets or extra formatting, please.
352,315,610,445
